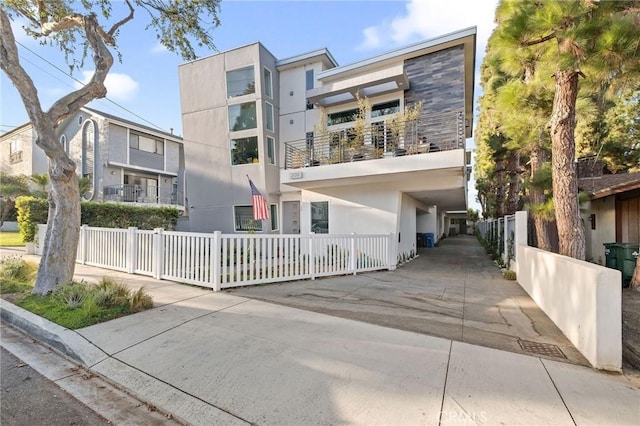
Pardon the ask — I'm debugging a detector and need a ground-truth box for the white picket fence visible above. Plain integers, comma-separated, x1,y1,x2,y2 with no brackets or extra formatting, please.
36,225,394,290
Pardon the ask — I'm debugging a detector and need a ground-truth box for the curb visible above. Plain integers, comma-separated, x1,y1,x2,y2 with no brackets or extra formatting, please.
0,299,107,367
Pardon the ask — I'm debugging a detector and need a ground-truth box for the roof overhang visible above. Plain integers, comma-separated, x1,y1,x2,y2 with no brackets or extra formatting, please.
306,63,409,107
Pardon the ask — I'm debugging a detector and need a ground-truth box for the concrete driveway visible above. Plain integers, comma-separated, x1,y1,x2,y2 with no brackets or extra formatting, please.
227,234,589,366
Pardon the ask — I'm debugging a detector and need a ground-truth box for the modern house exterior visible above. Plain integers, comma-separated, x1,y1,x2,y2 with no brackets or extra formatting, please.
178,27,476,261
0,108,185,209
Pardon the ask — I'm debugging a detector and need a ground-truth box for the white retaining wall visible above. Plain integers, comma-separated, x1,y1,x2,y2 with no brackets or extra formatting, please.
517,244,622,371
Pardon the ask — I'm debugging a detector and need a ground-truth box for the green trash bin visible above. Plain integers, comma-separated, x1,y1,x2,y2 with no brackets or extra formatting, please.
616,243,639,282
603,243,619,269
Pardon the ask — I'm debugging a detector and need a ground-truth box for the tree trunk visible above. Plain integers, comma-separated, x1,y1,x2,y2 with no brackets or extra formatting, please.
530,145,553,252
505,151,520,215
495,156,506,218
1,9,112,294
549,70,586,260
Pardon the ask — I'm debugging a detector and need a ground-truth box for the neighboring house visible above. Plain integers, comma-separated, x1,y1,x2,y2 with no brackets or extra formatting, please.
578,157,640,264
178,27,476,260
0,108,185,209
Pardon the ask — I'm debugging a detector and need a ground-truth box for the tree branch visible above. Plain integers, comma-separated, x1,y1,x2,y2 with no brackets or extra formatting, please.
41,13,84,35
47,13,114,125
107,0,135,39
522,32,556,46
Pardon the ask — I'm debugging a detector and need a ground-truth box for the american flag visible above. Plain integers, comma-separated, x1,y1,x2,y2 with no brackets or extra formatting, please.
248,178,269,220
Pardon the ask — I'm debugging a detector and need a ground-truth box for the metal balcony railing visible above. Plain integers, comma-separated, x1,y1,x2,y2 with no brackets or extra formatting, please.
285,111,464,169
103,184,183,206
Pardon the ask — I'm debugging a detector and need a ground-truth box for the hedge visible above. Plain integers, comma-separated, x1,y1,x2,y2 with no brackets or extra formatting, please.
16,196,181,242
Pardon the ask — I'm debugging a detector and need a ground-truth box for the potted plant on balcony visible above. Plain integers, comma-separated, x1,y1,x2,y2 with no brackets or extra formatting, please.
386,101,423,156
349,93,371,161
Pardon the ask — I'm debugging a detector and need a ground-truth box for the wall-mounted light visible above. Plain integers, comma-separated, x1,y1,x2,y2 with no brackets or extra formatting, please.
290,119,294,125
164,178,169,183
110,170,116,175
289,91,294,96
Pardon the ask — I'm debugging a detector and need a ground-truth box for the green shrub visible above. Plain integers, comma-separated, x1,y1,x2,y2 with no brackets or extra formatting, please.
15,196,48,242
503,269,517,281
54,281,90,309
93,278,131,308
0,257,36,293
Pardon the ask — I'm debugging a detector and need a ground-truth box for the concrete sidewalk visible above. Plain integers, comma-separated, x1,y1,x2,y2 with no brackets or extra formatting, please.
0,258,638,425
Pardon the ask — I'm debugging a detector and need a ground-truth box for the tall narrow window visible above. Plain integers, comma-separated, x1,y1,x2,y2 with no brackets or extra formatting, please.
270,204,279,231
265,102,274,131
263,67,273,98
305,69,314,90
267,136,276,165
226,66,255,98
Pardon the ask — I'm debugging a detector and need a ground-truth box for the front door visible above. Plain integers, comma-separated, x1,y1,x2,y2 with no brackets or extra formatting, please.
282,201,300,234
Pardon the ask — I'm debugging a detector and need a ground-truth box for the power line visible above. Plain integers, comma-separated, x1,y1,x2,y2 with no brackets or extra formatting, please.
14,40,169,133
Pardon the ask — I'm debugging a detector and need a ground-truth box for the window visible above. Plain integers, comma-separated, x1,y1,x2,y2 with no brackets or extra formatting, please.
305,69,314,90
228,102,257,131
265,102,274,131
263,67,273,98
234,206,262,231
270,204,279,231
310,201,328,234
327,108,357,126
267,136,275,165
130,132,164,154
9,139,22,163
226,66,255,98
231,136,259,165
371,100,400,118
306,132,314,150
60,135,67,153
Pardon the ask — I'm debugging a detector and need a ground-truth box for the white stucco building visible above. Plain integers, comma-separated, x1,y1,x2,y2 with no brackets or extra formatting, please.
178,27,476,261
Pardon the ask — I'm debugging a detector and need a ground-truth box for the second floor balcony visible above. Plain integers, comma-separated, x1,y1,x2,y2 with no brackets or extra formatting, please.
103,184,184,207
284,110,464,170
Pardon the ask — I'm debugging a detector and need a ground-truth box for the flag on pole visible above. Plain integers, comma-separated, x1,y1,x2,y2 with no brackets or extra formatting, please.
248,177,269,220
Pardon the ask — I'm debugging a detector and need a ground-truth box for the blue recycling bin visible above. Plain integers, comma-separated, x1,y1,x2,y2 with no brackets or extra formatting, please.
425,232,435,248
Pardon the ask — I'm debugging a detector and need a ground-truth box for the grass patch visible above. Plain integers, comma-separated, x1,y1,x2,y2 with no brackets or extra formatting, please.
0,258,154,329
0,257,36,294
0,232,24,247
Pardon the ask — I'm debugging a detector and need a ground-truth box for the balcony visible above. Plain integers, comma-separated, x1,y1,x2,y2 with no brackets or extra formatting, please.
9,151,23,164
103,184,183,206
284,111,464,169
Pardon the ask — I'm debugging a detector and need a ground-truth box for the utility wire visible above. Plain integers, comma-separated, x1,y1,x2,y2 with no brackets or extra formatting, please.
14,40,169,133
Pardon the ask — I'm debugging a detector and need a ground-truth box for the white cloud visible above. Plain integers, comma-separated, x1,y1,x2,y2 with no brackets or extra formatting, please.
75,71,139,102
151,42,169,54
358,0,499,55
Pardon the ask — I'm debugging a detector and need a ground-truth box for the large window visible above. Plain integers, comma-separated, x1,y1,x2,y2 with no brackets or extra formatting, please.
227,66,255,98
265,102,274,131
228,102,257,131
310,201,328,234
263,67,273,98
327,108,357,126
267,136,275,165
371,100,400,118
305,69,314,90
231,136,259,165
130,131,164,154
234,206,262,231
270,204,279,231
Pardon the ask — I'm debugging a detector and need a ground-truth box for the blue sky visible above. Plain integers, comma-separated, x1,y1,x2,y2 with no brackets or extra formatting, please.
1,0,499,210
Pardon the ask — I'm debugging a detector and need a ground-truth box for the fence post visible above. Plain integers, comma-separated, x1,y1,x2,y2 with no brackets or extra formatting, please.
514,211,528,263
127,227,137,274
80,225,89,264
153,228,164,280
388,233,397,271
309,232,315,280
212,231,221,291
350,233,357,275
